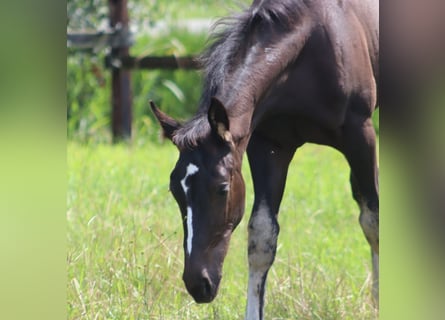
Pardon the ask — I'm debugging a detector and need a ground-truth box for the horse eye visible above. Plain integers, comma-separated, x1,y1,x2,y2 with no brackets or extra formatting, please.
218,182,230,195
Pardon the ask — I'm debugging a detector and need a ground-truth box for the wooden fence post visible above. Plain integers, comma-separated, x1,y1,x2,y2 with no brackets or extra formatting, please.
109,0,132,142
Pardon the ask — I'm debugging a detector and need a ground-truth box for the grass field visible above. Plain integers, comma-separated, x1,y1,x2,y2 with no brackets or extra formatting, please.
67,140,378,319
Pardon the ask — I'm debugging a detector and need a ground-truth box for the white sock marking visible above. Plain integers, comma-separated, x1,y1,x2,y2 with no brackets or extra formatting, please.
246,201,277,320
246,271,263,320
180,163,199,255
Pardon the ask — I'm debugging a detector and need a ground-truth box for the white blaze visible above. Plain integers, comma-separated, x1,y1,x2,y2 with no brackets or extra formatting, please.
180,163,199,255
186,207,194,255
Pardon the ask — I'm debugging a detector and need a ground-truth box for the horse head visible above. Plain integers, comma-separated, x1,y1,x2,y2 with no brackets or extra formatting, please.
151,98,246,303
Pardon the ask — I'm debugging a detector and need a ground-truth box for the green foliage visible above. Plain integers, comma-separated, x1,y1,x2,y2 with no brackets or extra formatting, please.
67,141,378,319
128,29,208,144
67,1,247,144
67,28,208,143
67,0,108,30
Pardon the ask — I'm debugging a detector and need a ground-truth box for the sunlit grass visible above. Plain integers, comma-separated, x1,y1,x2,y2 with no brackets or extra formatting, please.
67,141,377,319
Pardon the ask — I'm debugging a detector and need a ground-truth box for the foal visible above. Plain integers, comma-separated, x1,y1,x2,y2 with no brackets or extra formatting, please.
152,0,378,318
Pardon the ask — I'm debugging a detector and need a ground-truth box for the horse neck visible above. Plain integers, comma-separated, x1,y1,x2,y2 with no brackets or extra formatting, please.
215,19,313,151
216,65,275,157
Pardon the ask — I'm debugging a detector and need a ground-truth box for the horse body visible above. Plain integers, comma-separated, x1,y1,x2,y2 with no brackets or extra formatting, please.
152,0,378,318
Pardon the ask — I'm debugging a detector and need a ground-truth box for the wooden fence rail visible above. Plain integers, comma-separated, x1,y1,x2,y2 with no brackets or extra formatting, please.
110,56,200,70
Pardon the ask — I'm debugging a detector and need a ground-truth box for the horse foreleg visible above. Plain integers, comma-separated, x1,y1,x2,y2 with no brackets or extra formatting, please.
246,201,279,320
245,134,297,320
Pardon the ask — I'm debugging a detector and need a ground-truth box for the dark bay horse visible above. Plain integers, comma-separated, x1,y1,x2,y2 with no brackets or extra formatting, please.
151,0,378,318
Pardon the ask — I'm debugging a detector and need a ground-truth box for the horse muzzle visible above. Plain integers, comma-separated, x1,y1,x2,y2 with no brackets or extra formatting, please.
183,268,221,303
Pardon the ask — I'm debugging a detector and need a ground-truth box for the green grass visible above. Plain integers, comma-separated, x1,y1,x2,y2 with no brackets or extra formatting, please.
67,141,378,319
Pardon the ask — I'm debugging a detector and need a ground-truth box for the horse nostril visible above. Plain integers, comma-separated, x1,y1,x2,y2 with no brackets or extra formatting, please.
202,274,212,297
184,271,216,303
192,273,214,303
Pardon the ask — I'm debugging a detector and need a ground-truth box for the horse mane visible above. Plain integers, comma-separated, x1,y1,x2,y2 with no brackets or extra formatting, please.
173,0,306,149
172,114,210,149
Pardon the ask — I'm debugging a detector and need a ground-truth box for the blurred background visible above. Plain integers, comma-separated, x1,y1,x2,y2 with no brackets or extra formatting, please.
67,0,251,144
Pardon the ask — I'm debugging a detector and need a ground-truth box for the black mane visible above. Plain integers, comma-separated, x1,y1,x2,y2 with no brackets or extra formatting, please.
173,0,305,149
172,114,211,149
200,0,303,109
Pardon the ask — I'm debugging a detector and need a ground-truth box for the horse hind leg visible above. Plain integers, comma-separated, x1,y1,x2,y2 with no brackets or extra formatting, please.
342,117,379,304
351,172,379,303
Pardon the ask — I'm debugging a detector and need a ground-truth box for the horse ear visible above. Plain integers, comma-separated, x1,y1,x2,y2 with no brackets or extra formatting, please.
208,97,233,144
150,100,180,141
